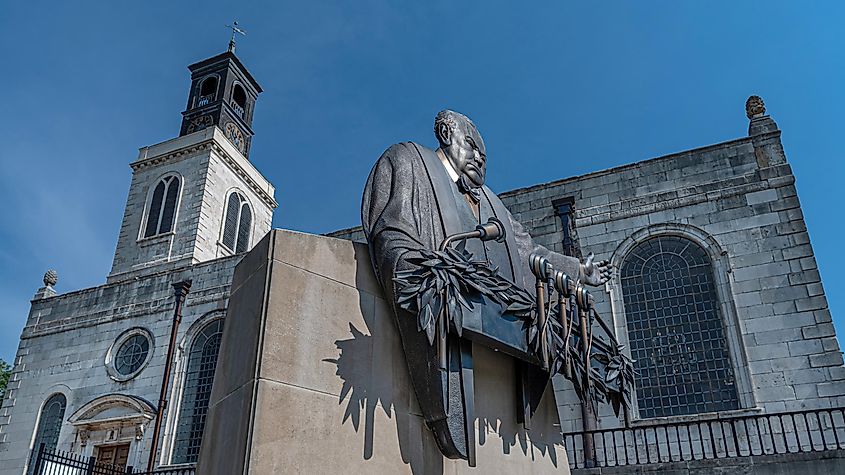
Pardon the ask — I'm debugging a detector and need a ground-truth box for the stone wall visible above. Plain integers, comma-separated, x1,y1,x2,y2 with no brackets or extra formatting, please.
108,137,214,279
108,127,275,283
0,255,240,475
496,124,842,433
196,147,274,261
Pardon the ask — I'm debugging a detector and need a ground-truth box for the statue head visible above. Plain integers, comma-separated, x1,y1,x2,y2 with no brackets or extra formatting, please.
434,110,487,188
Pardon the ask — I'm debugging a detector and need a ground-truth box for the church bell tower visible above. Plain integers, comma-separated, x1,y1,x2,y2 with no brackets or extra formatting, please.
179,47,262,157
107,45,276,283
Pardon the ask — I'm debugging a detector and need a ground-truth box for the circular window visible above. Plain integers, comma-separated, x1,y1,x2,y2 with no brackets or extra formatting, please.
115,334,149,375
106,328,154,382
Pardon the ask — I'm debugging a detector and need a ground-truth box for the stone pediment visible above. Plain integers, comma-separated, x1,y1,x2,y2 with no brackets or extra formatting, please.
68,394,156,429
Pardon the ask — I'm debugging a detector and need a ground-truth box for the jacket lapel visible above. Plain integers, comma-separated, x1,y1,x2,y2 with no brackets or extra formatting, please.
411,143,462,238
411,142,526,288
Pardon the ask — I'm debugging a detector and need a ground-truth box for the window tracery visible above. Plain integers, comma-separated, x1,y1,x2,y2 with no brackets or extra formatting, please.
143,176,180,238
621,235,739,418
222,192,252,253
172,319,224,464
29,393,66,473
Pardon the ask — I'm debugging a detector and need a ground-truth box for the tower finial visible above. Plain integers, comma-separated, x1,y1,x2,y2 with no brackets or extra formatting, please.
745,95,766,119
225,21,247,53
745,94,785,165
43,269,58,288
34,269,58,299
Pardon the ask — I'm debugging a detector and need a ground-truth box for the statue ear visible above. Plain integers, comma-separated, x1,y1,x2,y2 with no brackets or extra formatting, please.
436,122,452,146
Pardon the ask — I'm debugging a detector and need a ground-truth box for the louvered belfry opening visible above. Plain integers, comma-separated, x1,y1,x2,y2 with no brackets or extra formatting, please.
231,84,247,118
236,205,251,253
222,192,252,253
621,235,739,418
197,76,218,106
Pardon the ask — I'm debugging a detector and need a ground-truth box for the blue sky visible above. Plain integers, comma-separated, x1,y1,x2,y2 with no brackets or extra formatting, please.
0,2,843,363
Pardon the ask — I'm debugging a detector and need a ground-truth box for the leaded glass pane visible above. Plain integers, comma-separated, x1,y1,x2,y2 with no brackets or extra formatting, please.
29,394,66,474
236,204,251,253
222,193,240,251
172,319,224,464
114,334,150,376
144,181,165,238
159,177,180,234
621,236,738,418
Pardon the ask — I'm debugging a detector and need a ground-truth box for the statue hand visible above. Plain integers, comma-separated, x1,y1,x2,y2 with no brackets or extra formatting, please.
581,252,613,286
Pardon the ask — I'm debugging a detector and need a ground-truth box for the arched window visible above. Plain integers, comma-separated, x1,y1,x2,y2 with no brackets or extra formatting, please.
143,176,180,238
29,393,66,469
231,84,246,118
172,319,224,464
221,192,252,253
197,76,218,106
621,235,739,418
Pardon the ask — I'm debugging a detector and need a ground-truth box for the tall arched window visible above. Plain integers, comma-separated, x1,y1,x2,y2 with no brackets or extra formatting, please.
172,319,224,464
197,76,218,106
621,235,738,418
143,176,180,238
221,192,252,253
29,393,66,471
231,84,246,118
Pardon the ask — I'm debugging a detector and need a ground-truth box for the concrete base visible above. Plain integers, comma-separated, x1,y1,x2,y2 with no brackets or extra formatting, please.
197,229,568,474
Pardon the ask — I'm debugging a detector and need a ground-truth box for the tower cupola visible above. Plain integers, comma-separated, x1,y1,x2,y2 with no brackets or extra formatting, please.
179,51,262,157
108,44,275,283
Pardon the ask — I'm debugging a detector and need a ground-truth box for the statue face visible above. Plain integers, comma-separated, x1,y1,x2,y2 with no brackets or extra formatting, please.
442,121,487,188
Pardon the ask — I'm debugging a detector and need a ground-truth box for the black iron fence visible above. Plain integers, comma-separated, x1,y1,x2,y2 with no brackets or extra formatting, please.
563,407,845,469
31,444,195,475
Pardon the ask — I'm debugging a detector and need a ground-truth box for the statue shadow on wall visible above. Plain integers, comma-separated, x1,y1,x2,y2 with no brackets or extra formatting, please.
322,246,562,474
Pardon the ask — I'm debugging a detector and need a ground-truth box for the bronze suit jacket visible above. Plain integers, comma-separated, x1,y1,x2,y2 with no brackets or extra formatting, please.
361,141,581,458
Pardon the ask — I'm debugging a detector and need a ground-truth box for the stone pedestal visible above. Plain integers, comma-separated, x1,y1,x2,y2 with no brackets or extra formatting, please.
197,229,568,474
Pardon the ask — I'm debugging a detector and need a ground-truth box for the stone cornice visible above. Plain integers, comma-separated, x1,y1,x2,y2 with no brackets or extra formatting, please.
130,134,278,209
24,285,232,339
573,172,794,228
130,142,212,172
499,136,754,199
209,141,278,209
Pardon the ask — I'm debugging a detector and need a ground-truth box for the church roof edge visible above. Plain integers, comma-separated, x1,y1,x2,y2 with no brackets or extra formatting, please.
498,135,756,199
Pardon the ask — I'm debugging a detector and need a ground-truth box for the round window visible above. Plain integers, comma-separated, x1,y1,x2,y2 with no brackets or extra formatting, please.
115,334,150,376
106,328,154,382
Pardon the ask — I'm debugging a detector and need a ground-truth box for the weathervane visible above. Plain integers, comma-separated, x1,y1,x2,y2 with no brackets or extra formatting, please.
226,21,247,53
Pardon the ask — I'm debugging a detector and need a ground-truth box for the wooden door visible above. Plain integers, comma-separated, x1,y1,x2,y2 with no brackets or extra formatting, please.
96,443,130,470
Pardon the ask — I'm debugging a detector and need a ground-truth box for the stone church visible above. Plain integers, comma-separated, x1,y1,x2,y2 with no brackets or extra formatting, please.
0,48,275,473
0,45,842,474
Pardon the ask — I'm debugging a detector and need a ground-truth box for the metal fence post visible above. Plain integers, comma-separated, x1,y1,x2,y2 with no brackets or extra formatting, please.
31,442,46,475
125,465,134,474
85,455,96,475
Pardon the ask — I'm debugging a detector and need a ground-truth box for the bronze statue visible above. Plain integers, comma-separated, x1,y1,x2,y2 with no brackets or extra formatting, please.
361,110,625,465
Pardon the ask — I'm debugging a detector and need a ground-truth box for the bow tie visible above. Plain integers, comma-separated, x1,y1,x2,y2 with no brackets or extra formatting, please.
457,175,481,203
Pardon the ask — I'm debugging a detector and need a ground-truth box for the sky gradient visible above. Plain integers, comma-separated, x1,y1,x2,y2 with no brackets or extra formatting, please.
1,2,843,363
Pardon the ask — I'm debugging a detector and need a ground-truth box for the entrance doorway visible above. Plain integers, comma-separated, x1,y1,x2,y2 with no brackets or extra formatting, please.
96,444,130,470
